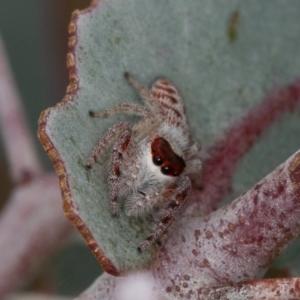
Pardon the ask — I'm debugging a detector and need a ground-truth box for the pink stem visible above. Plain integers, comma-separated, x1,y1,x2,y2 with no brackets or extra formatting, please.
0,174,73,297
76,274,300,300
188,80,300,216
0,35,43,183
207,277,300,299
0,36,74,297
154,149,300,298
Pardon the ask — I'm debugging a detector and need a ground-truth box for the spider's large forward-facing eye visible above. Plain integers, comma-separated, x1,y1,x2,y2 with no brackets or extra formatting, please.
161,165,173,175
153,156,163,166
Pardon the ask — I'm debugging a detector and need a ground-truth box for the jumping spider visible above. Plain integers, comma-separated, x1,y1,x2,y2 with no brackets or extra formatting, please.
86,73,201,252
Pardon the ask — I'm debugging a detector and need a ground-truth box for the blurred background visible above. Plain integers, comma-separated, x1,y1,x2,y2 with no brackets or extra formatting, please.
2,1,300,297
0,1,103,297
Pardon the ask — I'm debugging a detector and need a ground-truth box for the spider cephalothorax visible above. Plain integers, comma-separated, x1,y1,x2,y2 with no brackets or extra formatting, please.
87,73,201,251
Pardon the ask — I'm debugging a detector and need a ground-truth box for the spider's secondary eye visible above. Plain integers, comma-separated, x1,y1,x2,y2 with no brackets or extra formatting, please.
153,156,163,166
161,166,173,175
152,147,157,152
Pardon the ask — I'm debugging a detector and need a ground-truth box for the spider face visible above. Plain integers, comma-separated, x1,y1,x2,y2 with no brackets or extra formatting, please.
151,137,186,176
87,73,202,252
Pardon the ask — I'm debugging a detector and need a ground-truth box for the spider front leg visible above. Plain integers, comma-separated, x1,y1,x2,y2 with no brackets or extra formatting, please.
109,128,134,216
138,177,191,252
89,103,152,119
124,72,164,115
86,122,131,168
86,121,134,215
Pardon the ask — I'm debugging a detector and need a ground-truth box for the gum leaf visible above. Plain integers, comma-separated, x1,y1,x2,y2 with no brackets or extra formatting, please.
38,0,300,275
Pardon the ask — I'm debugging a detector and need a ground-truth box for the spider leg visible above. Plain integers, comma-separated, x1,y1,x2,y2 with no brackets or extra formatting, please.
137,177,191,252
184,158,202,175
124,181,179,217
155,217,177,247
89,103,152,119
124,72,149,94
184,143,200,159
110,129,134,216
124,186,164,218
124,72,163,115
86,122,131,168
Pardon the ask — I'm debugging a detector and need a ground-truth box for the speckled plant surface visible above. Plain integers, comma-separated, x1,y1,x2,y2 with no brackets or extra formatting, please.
37,0,300,299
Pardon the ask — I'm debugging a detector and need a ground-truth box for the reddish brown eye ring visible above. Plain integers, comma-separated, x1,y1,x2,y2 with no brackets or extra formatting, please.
153,156,163,166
